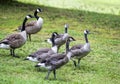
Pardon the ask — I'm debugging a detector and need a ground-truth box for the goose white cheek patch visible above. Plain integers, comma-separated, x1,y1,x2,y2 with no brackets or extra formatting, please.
47,39,52,44
37,9,40,12
84,30,87,34
26,16,31,19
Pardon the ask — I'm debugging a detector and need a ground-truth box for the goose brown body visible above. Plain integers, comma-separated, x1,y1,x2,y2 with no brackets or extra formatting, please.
35,37,75,79
0,15,34,57
70,30,91,67
25,32,59,62
18,8,43,41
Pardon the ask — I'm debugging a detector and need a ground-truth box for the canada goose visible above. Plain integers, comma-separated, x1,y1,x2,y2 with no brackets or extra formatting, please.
70,30,91,67
35,37,75,79
0,15,34,57
18,8,43,41
45,24,69,48
25,32,59,62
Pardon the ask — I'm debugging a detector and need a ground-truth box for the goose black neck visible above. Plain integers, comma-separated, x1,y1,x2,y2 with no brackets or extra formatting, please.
66,40,70,53
51,35,55,47
21,18,27,31
65,27,68,33
34,11,39,20
84,33,88,43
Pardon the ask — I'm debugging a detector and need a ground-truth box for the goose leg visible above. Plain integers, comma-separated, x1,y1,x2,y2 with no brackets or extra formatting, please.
28,34,31,41
78,58,81,67
27,34,29,40
53,69,56,80
10,49,13,55
73,61,77,67
71,59,77,67
45,70,51,79
12,49,20,58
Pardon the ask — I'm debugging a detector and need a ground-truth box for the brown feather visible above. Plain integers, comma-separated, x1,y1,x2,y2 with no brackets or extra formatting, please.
3,34,26,48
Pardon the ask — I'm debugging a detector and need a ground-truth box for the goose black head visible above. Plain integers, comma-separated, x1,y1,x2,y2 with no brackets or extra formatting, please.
53,32,59,36
68,36,76,42
25,14,34,19
36,8,42,13
51,32,57,40
51,32,59,46
84,30,90,34
34,8,42,20
66,36,75,53
64,24,69,33
21,14,34,31
64,24,69,29
45,32,59,44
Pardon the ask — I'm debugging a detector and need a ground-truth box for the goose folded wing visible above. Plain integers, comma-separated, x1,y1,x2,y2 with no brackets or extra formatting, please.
29,48,50,57
55,38,65,45
71,49,84,56
50,58,66,67
18,21,36,30
55,34,63,38
45,54,66,66
25,21,36,26
45,53,65,62
7,34,25,47
35,48,50,54
0,34,23,45
70,44,83,50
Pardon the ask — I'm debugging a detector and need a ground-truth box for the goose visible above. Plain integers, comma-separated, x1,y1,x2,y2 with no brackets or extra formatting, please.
18,8,43,41
45,24,69,49
70,30,91,67
25,32,59,62
0,15,34,57
35,37,75,80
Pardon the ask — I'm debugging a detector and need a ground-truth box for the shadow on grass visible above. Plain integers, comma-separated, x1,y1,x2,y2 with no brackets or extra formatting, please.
0,1,120,29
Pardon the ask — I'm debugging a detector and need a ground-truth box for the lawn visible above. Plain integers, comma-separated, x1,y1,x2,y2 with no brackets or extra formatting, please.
0,0,120,84
17,0,120,15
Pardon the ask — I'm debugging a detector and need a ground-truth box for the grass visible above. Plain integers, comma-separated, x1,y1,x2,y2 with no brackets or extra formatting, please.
17,0,120,15
0,0,120,84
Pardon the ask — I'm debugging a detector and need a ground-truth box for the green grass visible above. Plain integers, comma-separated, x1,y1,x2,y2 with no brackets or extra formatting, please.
0,0,120,84
17,0,120,15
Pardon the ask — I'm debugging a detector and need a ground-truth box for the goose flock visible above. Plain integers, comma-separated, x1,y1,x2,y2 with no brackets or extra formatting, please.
0,8,91,80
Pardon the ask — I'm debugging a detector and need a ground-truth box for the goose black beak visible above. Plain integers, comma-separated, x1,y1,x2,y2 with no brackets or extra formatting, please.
24,58,29,60
44,39,47,42
32,16,35,18
13,28,21,32
35,65,40,67
13,29,17,31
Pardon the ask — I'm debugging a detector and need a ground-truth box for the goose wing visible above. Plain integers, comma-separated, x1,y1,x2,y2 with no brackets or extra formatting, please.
18,21,36,30
45,53,66,66
45,53,65,62
29,48,51,57
37,48,50,52
70,44,83,50
0,33,25,48
55,34,64,38
25,21,36,26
